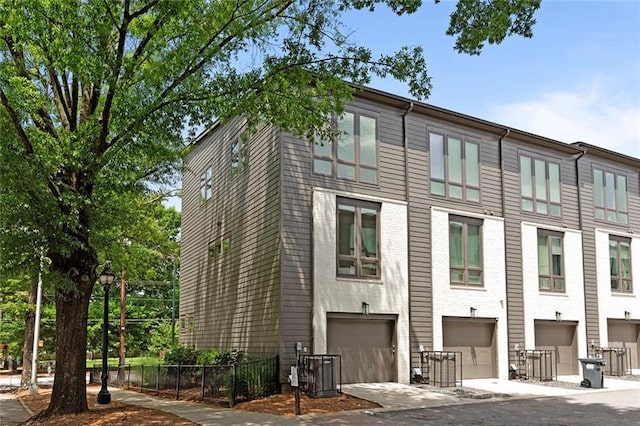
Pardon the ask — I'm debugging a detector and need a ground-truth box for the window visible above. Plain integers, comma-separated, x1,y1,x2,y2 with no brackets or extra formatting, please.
336,198,380,278
199,166,212,202
313,111,378,184
429,132,480,202
593,168,628,224
449,216,482,286
538,230,564,292
208,237,231,257
520,155,561,217
231,130,249,175
610,236,632,293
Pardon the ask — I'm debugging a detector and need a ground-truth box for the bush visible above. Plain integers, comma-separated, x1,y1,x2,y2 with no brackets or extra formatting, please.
164,345,200,365
197,349,245,366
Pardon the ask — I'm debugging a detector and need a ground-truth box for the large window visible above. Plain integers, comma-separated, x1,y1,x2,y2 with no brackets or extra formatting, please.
337,198,380,278
231,130,249,175
593,168,628,224
520,155,561,217
429,132,480,202
199,166,212,202
313,111,378,184
610,236,632,293
449,216,482,286
538,230,564,292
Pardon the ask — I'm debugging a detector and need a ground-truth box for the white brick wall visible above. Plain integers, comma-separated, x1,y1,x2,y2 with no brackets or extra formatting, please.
595,229,640,346
431,207,509,379
312,188,410,383
521,222,587,360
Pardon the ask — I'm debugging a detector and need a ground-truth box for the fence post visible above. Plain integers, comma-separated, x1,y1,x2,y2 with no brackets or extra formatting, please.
231,363,237,407
176,364,181,400
201,364,206,400
156,364,160,394
140,364,144,392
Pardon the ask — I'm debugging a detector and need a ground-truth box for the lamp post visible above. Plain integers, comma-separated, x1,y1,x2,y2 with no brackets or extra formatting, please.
97,262,115,405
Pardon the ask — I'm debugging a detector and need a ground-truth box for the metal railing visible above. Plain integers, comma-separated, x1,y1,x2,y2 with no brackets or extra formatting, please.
419,351,462,387
512,350,556,381
600,347,632,376
299,354,341,398
89,355,279,406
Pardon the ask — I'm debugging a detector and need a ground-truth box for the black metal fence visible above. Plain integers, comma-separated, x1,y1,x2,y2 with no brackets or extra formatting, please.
418,351,462,387
512,350,556,381
89,355,279,406
600,347,632,376
299,354,341,398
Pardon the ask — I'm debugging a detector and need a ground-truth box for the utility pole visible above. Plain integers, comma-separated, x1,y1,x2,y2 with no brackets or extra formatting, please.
29,251,44,395
171,258,176,347
118,269,126,382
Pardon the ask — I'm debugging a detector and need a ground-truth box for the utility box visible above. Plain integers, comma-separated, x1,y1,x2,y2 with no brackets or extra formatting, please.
302,355,339,398
578,358,606,389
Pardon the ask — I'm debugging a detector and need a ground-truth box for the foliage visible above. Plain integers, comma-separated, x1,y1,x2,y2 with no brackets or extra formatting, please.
164,345,200,366
197,348,245,366
0,0,540,415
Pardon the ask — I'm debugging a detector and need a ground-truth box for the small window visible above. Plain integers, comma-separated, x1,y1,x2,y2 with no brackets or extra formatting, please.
449,216,483,286
231,130,249,175
429,132,480,202
610,236,632,293
336,198,380,279
538,230,565,292
313,111,378,184
208,237,231,257
593,168,628,224
200,166,212,202
520,155,561,217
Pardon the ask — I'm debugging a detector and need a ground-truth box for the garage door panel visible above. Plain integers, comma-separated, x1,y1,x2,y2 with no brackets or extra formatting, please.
535,322,577,375
443,319,496,379
327,318,395,384
608,322,640,369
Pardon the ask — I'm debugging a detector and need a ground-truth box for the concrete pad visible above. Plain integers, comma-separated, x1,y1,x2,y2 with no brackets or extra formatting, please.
342,382,460,410
463,378,584,397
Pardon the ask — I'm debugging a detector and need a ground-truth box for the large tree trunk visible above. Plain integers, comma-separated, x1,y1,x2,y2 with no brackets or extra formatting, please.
39,248,97,417
20,279,38,390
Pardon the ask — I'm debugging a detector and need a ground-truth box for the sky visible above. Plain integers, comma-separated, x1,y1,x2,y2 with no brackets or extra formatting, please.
342,0,640,159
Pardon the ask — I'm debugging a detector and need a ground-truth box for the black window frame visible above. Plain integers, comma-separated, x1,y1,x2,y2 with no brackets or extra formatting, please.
336,197,381,279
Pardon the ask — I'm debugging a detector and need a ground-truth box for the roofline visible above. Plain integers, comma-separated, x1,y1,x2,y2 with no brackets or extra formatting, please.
572,141,640,167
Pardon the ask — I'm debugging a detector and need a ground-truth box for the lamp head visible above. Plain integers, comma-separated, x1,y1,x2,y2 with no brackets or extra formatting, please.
99,261,116,286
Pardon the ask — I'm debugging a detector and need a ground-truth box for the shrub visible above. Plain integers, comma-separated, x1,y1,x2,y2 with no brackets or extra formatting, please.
164,345,200,365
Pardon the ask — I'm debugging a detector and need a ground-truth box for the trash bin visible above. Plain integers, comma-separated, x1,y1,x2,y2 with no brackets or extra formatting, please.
578,358,606,389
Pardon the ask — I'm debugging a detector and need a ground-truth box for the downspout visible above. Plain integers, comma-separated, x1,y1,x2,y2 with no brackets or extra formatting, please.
402,101,414,380
498,128,511,374
573,147,589,353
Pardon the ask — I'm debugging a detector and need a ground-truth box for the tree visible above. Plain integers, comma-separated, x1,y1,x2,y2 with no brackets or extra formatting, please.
0,0,540,416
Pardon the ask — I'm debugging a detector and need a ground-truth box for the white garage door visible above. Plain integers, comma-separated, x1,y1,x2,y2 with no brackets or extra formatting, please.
327,316,396,383
443,318,496,379
535,321,577,375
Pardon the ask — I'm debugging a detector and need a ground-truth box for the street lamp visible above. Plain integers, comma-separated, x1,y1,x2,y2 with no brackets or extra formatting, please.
97,262,115,405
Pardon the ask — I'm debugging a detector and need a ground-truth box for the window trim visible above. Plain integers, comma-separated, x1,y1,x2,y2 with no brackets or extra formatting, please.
312,110,380,185
448,215,483,287
199,166,212,203
609,235,632,293
537,229,565,293
519,154,562,217
336,197,381,279
429,131,481,202
592,166,628,224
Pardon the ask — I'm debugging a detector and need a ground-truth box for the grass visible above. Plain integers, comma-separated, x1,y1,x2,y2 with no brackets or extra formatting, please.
86,356,161,368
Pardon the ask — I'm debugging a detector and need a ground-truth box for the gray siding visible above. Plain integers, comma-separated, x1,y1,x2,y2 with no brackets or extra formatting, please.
180,118,281,355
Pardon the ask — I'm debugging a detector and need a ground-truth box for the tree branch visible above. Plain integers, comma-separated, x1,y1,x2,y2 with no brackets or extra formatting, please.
0,89,34,155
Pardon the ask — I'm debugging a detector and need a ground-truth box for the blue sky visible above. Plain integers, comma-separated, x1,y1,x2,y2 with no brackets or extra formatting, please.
343,0,640,158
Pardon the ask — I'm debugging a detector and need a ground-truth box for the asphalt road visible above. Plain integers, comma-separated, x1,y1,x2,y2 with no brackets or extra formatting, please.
309,389,640,425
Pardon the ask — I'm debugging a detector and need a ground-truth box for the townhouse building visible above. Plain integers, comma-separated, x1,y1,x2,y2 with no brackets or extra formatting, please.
179,86,640,384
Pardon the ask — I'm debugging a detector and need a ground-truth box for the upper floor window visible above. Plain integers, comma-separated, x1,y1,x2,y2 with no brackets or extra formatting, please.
538,230,564,293
429,132,480,202
610,236,632,293
520,155,561,217
209,237,231,257
231,130,249,175
593,168,628,224
449,216,482,286
337,198,380,279
313,111,378,184
200,166,212,202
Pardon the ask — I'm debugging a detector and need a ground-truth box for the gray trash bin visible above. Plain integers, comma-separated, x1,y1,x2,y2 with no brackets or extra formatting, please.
578,358,606,389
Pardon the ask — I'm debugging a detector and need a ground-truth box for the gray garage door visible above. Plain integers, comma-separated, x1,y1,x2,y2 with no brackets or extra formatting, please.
535,321,577,375
608,320,640,369
443,318,496,379
327,316,396,383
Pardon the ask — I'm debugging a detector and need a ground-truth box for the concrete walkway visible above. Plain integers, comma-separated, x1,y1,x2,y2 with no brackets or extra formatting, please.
0,393,32,425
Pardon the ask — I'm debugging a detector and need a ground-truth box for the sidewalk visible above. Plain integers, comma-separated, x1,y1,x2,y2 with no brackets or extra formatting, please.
0,393,32,425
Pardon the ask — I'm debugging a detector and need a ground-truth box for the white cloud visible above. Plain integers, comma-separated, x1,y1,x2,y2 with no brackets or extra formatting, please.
488,81,640,159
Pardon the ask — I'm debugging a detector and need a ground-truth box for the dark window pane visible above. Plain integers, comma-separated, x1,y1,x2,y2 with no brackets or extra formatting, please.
338,205,355,256
338,259,356,275
449,221,464,267
361,208,378,258
314,159,332,175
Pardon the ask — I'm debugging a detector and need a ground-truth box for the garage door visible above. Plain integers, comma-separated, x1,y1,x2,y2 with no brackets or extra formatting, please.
443,318,496,379
608,321,640,369
535,321,577,375
327,317,396,383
